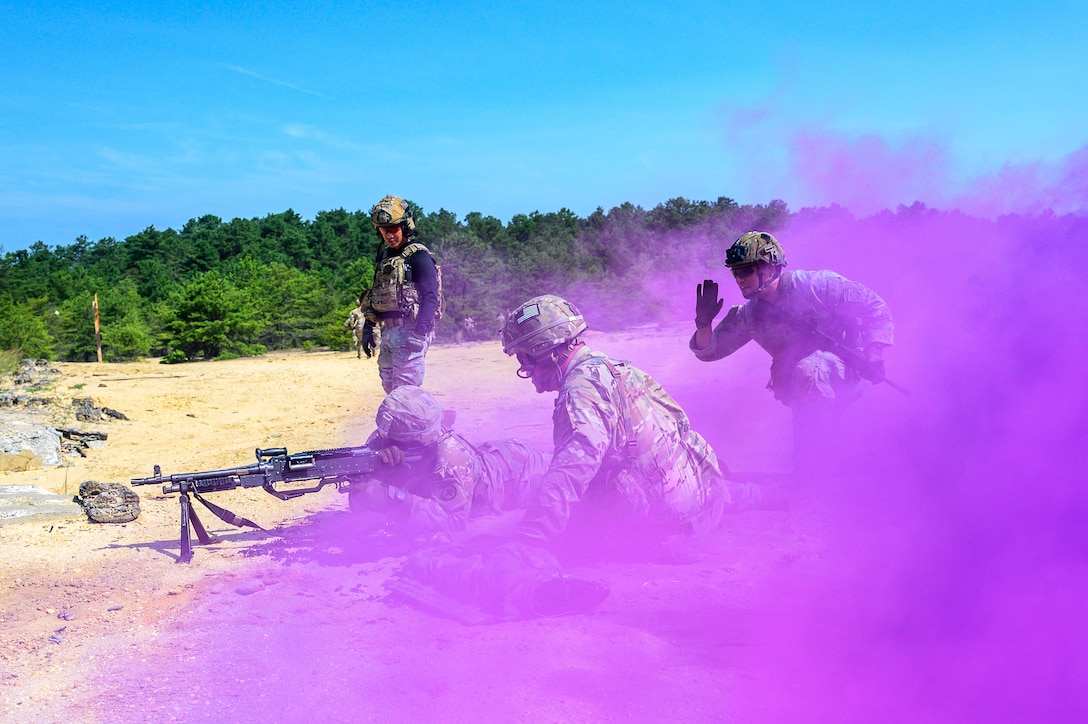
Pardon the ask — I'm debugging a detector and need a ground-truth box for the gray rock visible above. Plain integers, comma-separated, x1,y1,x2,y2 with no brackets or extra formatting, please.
79,480,140,524
73,397,104,422
0,421,63,469
235,580,265,596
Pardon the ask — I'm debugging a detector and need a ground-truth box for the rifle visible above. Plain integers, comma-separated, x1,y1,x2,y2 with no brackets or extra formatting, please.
811,327,912,397
132,445,401,563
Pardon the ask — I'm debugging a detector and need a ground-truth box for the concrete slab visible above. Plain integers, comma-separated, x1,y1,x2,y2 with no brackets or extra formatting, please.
0,483,85,525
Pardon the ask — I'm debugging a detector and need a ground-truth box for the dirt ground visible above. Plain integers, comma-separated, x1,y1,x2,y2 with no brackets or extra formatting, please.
0,327,832,723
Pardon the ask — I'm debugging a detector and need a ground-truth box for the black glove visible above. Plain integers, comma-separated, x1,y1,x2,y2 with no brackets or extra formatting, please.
860,345,886,383
695,279,723,328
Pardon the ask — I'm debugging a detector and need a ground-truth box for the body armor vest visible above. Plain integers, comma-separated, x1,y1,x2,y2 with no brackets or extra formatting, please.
370,242,432,319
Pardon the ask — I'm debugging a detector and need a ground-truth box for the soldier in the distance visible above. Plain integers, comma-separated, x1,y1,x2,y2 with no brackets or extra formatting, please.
344,291,377,359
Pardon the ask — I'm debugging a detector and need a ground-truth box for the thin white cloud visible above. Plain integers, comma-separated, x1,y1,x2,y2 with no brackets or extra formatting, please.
222,64,326,98
279,124,370,153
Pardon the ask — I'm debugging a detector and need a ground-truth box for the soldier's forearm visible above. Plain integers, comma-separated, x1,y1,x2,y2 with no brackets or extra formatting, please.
693,325,712,350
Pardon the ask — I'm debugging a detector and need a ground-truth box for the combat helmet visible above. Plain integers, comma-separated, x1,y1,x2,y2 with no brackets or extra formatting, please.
725,231,787,269
502,295,588,358
375,385,444,446
370,195,417,237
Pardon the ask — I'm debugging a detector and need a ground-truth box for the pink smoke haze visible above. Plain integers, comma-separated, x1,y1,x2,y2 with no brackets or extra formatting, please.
792,133,1088,217
953,144,1088,217
722,95,1088,219
109,205,1082,722
728,204,1088,720
789,132,949,217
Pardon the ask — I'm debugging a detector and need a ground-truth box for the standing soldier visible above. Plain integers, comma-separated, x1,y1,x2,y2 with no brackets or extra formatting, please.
456,315,477,344
362,195,441,392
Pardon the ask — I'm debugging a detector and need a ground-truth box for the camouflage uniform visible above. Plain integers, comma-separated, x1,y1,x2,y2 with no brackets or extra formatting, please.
364,386,606,620
691,269,894,410
373,322,429,391
516,345,731,543
362,430,549,533
344,306,367,358
366,195,440,393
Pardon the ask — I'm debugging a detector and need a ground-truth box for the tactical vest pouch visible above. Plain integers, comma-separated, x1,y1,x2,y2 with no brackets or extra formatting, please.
371,253,415,316
371,242,443,321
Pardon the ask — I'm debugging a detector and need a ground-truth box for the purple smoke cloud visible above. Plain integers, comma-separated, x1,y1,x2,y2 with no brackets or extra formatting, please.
701,118,1088,718
721,93,1088,218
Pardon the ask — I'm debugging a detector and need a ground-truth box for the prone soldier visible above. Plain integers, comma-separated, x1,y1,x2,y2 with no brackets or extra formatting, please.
395,296,783,620
349,385,550,534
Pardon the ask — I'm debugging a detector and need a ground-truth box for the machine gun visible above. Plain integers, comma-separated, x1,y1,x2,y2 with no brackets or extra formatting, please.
132,445,400,563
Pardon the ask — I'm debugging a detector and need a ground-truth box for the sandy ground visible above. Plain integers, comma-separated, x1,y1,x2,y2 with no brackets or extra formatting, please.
0,327,824,722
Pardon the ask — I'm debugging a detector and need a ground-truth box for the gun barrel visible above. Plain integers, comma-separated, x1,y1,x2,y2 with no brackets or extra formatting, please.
131,463,267,489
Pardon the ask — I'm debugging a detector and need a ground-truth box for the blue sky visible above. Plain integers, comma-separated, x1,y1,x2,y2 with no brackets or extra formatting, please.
2,0,1085,252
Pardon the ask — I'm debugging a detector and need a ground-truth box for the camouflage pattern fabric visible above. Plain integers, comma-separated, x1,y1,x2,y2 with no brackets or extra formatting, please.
395,537,608,621
376,324,431,393
79,480,140,524
474,439,549,512
360,431,550,533
369,242,434,319
368,241,439,391
345,306,366,333
690,268,894,408
345,307,367,357
516,346,729,543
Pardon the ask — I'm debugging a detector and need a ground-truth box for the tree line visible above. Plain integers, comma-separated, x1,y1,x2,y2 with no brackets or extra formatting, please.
0,197,790,363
